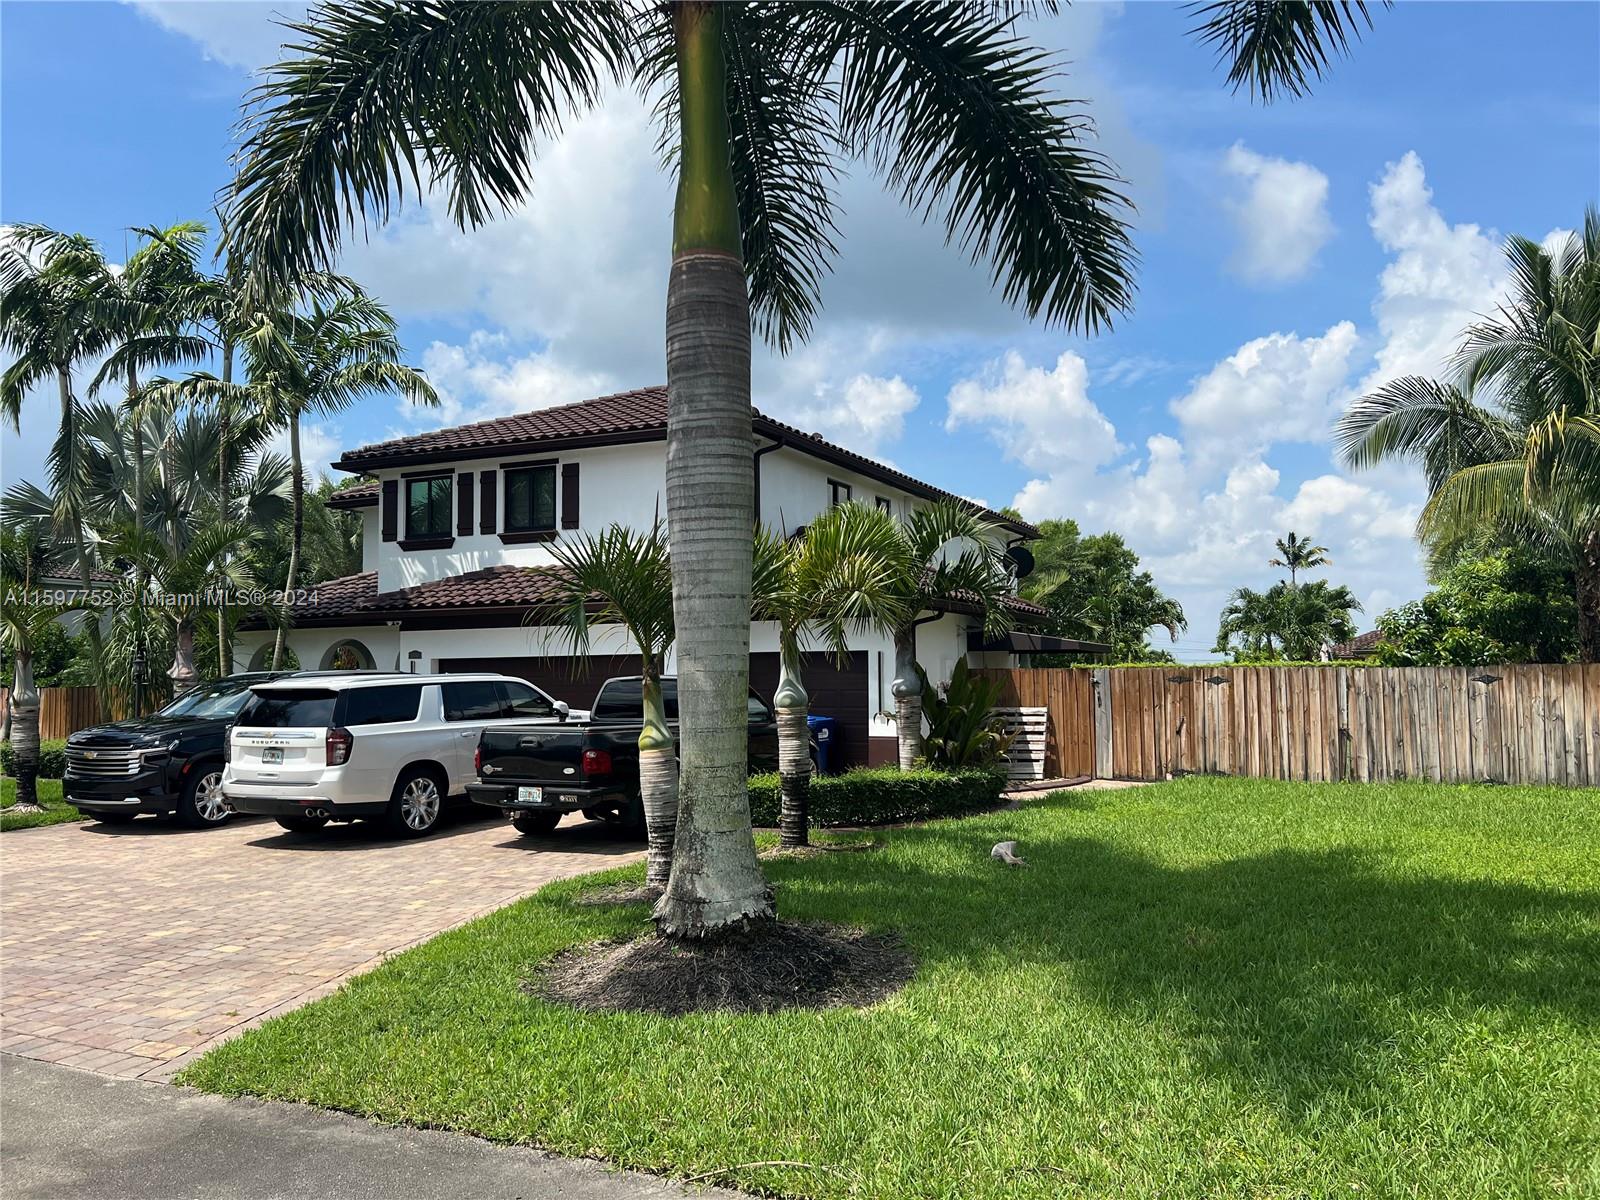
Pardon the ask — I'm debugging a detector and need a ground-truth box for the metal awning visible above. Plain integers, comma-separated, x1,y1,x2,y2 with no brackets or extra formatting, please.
966,631,1112,656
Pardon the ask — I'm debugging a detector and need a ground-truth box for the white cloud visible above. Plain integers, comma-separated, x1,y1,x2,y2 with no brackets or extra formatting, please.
127,2,304,71
784,374,920,459
1169,322,1359,461
1220,143,1335,285
945,351,1123,476
1360,151,1504,390
410,333,613,431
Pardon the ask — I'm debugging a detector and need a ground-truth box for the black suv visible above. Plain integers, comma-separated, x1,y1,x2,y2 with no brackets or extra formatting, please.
64,673,290,827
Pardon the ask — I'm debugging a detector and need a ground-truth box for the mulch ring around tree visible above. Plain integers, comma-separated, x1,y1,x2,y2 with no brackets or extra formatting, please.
530,921,916,1016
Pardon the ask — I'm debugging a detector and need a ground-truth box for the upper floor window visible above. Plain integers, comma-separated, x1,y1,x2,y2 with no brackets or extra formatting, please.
406,475,452,539
505,463,557,533
875,496,892,514
829,479,852,507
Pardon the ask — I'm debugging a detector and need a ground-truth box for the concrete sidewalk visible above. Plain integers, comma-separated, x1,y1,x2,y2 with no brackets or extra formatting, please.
1,1055,744,1200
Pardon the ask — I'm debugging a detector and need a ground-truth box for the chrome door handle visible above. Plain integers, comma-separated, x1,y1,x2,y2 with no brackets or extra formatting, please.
459,731,474,737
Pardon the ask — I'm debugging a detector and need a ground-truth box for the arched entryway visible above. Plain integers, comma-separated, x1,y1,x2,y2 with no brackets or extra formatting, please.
320,639,376,671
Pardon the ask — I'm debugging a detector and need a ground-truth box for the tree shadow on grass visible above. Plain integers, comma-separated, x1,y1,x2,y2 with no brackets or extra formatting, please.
766,808,1600,1116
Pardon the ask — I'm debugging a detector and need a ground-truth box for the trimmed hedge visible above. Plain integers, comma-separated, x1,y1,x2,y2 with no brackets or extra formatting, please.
0,739,68,780
749,766,1005,828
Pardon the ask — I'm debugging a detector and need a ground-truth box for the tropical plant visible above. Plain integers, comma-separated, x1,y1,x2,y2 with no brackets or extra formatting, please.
1338,209,1600,660
538,523,678,891
168,288,435,668
1023,520,1186,660
752,503,908,849
1372,544,1577,666
876,501,1016,769
0,521,71,811
1213,579,1362,661
220,0,1378,938
917,659,1015,769
1269,530,1331,586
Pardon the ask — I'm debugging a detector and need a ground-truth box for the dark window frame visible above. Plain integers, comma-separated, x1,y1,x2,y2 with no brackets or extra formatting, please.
829,479,852,507
502,459,559,535
875,495,892,513
403,473,454,543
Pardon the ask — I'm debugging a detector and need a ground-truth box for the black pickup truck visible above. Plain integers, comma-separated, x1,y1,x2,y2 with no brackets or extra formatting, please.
467,675,779,835
63,672,290,827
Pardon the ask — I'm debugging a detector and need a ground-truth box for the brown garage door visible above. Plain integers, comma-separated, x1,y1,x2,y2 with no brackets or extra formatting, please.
749,651,869,770
439,655,634,712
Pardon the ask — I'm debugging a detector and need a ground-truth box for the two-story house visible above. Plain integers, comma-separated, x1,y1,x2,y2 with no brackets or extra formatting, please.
233,386,1087,768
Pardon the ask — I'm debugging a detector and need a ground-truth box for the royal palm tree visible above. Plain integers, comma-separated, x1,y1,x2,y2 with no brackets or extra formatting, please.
222,0,1378,938
752,504,908,848
1269,531,1331,587
540,523,678,891
1338,210,1600,659
172,289,436,668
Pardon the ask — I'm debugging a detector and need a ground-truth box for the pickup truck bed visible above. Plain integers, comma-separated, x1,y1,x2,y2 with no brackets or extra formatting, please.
467,675,779,835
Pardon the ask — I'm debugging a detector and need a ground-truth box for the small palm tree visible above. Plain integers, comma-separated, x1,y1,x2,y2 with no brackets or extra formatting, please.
1339,210,1600,659
1214,579,1361,661
223,0,1378,939
0,521,70,813
752,504,908,848
1269,531,1331,587
540,523,678,891
868,501,1016,768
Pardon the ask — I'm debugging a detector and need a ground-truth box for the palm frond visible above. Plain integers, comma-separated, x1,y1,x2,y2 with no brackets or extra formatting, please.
226,1,631,292
1187,1,1382,101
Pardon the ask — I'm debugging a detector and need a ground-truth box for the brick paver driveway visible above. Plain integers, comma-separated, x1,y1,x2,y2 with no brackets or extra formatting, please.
1,812,639,1082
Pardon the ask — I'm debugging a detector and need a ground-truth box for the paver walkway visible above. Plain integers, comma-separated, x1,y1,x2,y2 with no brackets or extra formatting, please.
1,811,639,1081
2,1055,744,1200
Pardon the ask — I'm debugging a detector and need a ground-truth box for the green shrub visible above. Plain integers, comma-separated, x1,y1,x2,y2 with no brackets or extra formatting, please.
749,766,1004,827
0,739,68,780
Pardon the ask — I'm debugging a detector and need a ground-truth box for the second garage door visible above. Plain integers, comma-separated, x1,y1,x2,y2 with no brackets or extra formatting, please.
748,651,869,770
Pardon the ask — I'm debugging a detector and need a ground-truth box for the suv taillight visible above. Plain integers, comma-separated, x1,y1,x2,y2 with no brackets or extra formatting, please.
473,745,482,775
326,727,353,766
582,747,612,778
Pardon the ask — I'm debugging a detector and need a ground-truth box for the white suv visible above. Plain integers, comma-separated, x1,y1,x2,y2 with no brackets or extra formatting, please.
223,673,569,837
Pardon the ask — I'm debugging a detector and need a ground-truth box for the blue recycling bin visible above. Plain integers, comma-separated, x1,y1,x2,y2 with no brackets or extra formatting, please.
807,714,838,775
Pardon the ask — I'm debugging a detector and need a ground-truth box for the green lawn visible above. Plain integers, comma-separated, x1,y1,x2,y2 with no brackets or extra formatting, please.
182,778,1600,1199
1,778,82,831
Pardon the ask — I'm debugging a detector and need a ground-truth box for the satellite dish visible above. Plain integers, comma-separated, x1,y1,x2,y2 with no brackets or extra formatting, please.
1005,545,1035,579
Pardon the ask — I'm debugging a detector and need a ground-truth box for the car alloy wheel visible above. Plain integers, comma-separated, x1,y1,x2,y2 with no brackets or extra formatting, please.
400,776,441,831
194,771,229,823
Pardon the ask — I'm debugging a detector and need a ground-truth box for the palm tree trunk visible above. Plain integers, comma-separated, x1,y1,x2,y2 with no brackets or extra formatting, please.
654,0,772,939
217,341,234,676
9,646,42,813
891,627,924,769
127,362,151,717
638,668,680,889
168,618,198,694
272,411,304,671
1577,527,1600,664
774,643,811,848
60,369,112,721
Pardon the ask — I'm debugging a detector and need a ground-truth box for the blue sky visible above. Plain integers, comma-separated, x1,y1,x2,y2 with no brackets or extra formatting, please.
3,1,1596,658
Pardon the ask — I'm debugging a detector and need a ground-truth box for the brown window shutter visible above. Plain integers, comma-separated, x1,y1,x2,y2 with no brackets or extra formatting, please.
381,479,398,542
479,470,497,534
457,472,474,536
561,462,579,529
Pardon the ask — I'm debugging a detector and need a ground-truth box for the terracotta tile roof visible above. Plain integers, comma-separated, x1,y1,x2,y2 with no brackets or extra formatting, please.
241,566,1044,627
326,480,377,509
1329,629,1384,660
333,385,1038,538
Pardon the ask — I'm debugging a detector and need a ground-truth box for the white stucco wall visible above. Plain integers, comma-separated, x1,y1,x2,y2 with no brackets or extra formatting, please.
233,625,402,674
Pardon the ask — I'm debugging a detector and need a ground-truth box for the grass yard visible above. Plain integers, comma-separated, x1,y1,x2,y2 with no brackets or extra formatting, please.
1,778,81,831
183,778,1600,1199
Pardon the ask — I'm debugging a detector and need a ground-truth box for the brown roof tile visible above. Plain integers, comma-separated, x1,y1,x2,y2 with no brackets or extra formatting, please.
326,480,377,509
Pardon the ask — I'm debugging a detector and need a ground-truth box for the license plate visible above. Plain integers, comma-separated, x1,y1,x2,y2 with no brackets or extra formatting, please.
261,747,283,764
517,786,543,805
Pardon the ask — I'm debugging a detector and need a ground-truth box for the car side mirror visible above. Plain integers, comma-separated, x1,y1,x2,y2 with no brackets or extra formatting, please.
553,700,570,721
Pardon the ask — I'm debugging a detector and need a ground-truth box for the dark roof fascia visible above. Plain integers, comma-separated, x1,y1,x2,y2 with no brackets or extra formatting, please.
332,427,666,474
326,492,377,510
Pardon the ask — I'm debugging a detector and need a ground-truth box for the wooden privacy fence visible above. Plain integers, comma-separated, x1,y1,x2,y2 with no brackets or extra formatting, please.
0,687,128,741
974,665,1600,787
973,669,1095,779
